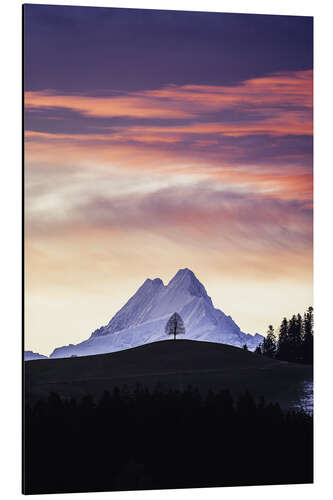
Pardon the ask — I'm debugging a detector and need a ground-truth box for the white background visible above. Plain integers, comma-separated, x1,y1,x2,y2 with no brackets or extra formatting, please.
0,0,332,498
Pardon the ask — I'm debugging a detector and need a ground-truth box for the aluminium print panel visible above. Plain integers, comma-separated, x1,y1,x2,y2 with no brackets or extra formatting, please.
23,4,313,494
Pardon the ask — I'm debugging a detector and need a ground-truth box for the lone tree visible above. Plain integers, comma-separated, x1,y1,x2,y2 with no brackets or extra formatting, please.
165,312,185,340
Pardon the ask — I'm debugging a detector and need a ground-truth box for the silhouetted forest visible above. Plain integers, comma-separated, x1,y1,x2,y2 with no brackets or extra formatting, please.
24,384,313,494
254,306,313,364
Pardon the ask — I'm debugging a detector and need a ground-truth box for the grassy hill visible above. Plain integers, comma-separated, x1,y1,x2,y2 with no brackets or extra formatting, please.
25,339,312,409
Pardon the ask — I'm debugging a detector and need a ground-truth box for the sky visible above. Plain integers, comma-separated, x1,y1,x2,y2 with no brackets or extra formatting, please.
24,5,313,355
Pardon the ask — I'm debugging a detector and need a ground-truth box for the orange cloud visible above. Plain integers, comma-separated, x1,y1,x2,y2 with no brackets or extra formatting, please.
25,136,312,209
146,70,312,108
25,91,192,119
25,70,313,136
118,109,312,137
204,167,313,203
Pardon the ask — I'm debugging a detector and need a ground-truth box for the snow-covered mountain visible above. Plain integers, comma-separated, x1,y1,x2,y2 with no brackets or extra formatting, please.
24,350,48,361
50,268,263,358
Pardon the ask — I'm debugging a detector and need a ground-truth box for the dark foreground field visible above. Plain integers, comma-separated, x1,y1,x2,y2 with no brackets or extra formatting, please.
24,382,313,494
25,339,312,410
24,341,313,494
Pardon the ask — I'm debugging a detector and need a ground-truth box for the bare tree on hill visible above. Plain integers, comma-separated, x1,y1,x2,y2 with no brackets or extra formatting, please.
165,313,185,340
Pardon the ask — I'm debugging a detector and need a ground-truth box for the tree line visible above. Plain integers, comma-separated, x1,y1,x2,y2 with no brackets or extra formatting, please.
24,384,313,494
252,306,313,364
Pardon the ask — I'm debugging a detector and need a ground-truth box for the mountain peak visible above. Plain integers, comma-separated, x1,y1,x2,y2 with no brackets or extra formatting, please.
141,277,164,288
169,268,196,281
152,277,164,285
175,267,194,276
24,350,48,361
50,267,264,358
167,268,208,298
